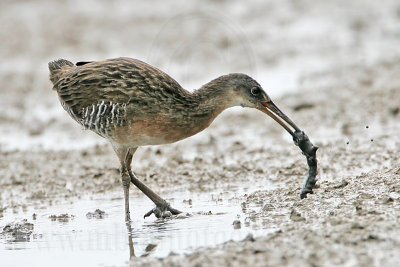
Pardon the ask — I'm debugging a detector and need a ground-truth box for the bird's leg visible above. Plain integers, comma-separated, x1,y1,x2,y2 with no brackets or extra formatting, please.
127,170,182,218
113,145,134,222
121,166,131,222
114,145,182,219
115,147,136,259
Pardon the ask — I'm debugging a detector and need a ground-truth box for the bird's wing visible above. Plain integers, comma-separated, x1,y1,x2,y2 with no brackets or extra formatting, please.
55,57,189,116
53,57,190,135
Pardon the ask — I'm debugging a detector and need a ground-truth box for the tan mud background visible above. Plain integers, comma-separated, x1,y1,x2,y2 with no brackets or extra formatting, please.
0,0,400,266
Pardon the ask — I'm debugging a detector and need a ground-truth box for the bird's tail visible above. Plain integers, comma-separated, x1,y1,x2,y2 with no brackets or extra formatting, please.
48,59,74,86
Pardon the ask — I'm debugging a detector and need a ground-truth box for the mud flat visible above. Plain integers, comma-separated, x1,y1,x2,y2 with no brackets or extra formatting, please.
1,59,399,267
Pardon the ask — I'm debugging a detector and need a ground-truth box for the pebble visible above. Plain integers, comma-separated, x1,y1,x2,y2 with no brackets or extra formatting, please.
290,209,306,222
232,220,241,229
49,213,75,222
244,233,255,242
86,209,107,219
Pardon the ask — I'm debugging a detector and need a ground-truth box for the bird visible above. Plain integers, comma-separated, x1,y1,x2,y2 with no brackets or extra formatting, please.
48,57,301,222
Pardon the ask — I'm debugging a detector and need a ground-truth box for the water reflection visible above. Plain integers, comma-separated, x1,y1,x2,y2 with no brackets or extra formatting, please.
0,188,270,267
126,221,135,260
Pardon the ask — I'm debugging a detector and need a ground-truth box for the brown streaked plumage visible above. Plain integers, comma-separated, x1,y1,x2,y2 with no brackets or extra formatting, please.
48,57,302,221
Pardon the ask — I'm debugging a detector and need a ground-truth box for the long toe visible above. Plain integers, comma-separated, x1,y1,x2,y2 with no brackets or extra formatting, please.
144,203,182,219
161,211,172,218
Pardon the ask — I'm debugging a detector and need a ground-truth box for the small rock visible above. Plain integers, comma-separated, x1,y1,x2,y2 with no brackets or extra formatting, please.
367,234,379,240
93,172,103,178
292,103,315,111
341,123,351,135
329,218,343,226
28,125,43,136
244,233,255,242
11,176,23,185
389,107,399,116
333,180,349,189
86,209,107,219
388,192,400,200
30,190,46,199
232,220,241,229
49,213,75,222
351,222,365,229
263,203,274,211
290,209,305,222
183,199,192,205
381,197,394,204
65,181,73,192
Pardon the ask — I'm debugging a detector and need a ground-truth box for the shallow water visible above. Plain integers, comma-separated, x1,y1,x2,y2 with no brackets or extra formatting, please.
0,186,275,267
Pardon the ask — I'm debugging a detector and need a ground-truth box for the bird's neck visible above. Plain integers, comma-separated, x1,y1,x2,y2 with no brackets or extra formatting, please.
193,75,240,111
185,77,239,129
158,75,241,140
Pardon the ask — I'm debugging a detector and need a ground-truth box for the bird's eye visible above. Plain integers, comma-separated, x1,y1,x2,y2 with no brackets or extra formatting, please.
251,87,261,96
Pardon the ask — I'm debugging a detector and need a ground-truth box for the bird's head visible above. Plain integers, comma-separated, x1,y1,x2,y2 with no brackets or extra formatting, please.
218,73,301,137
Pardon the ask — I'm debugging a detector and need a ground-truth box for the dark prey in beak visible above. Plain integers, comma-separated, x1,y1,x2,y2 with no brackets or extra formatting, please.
259,100,318,198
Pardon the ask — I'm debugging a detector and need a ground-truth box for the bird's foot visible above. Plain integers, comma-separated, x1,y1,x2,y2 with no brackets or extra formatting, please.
144,200,182,219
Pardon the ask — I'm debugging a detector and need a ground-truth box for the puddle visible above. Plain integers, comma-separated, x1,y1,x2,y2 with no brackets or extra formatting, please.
0,187,274,267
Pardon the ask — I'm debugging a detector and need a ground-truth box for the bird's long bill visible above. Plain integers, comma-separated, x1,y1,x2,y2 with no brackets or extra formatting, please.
259,101,301,137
